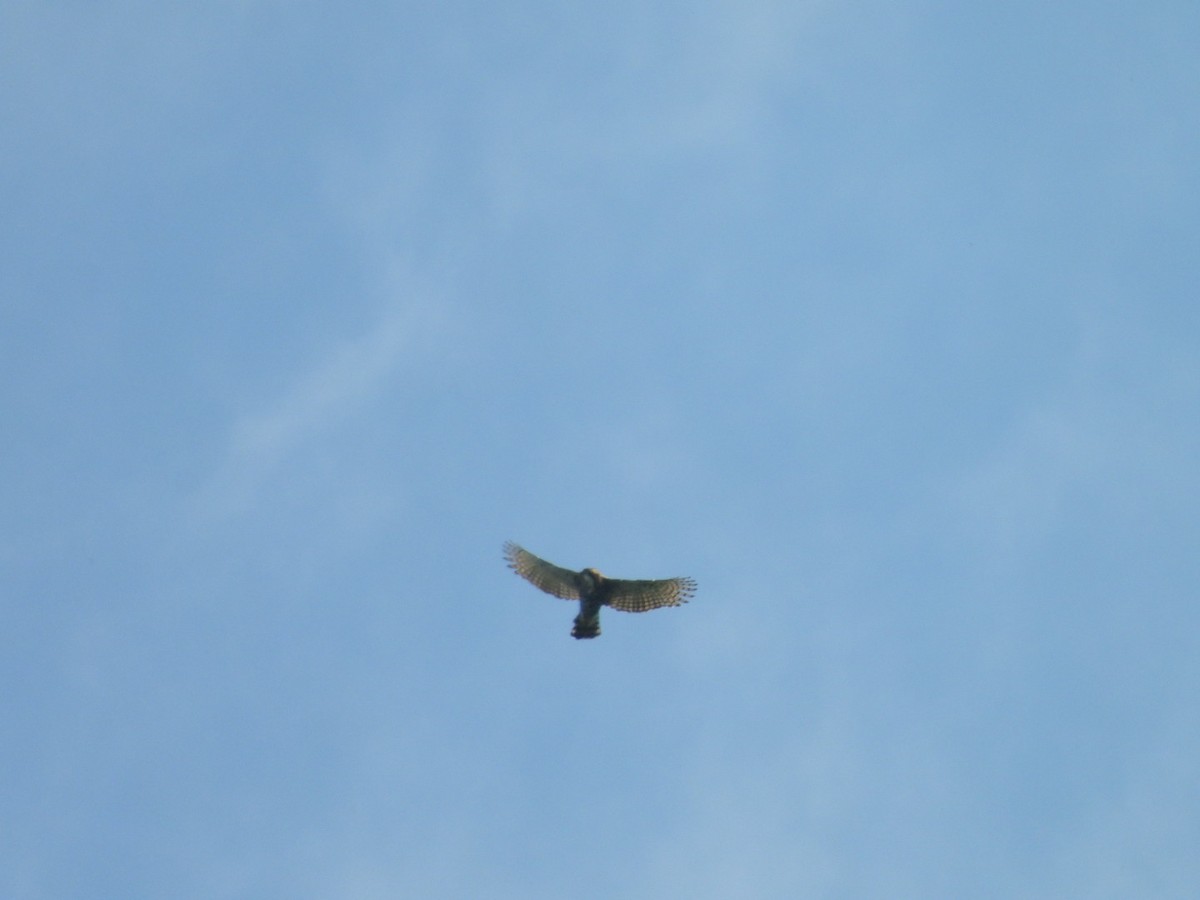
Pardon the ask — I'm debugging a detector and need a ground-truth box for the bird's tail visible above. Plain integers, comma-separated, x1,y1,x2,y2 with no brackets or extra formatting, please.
571,612,600,639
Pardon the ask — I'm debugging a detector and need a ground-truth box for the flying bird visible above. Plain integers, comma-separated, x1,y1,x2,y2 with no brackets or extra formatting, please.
503,541,696,639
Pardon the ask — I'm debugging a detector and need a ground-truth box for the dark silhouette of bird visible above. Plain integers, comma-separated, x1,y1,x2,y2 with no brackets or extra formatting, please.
503,541,696,639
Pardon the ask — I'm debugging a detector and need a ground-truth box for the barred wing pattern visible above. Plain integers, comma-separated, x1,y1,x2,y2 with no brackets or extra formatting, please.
503,541,580,600
606,576,697,613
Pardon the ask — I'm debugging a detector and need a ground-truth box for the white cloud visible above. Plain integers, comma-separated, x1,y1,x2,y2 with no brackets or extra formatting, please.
948,306,1199,567
1043,707,1200,897
193,295,450,519
478,1,836,225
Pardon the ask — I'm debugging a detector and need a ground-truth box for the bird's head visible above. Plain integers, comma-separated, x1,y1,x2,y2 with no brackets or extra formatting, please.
579,568,604,591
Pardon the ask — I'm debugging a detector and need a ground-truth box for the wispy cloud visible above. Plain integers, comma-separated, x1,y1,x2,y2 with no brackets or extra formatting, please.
194,297,448,520
949,307,1199,565
478,2,834,226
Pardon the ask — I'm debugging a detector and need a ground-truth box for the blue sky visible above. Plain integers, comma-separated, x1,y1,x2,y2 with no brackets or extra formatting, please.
3,3,1199,897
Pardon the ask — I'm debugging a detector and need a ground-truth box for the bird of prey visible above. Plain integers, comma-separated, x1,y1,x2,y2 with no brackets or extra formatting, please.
503,541,696,639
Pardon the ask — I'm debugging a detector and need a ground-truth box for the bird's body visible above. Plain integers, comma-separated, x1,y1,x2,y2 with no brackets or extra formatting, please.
572,570,605,639
503,542,696,639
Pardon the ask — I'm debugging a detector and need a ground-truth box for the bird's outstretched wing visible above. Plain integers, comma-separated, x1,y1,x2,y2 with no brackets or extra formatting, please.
503,542,580,600
606,576,697,612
